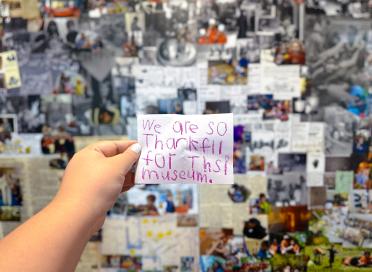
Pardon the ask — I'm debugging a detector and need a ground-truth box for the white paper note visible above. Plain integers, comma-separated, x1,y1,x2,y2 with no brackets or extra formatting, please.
135,114,234,184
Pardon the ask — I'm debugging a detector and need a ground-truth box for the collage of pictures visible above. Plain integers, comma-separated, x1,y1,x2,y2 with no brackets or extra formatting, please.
0,0,372,271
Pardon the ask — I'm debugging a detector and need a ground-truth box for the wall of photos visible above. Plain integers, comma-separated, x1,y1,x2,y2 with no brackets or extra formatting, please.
0,0,371,271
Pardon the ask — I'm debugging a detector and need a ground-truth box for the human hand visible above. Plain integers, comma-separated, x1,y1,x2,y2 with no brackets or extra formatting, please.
54,141,142,232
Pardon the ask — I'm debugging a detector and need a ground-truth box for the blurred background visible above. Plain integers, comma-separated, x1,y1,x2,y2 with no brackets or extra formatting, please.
0,0,371,271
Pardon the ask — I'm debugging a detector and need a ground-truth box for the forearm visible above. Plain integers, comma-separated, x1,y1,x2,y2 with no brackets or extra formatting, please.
0,197,94,272
0,140,140,272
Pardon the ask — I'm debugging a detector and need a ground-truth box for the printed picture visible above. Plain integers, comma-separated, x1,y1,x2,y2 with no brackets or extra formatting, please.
101,255,142,270
278,153,307,173
0,114,18,134
0,167,22,221
180,256,194,272
208,60,248,85
268,173,308,207
269,206,310,233
111,184,198,216
204,101,231,114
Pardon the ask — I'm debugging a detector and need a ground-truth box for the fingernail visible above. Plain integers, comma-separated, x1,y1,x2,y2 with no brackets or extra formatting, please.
130,143,142,154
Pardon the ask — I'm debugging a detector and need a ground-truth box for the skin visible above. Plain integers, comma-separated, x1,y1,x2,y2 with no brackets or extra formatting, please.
0,140,141,272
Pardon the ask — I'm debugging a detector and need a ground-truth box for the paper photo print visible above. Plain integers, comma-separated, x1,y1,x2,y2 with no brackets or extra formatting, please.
0,51,22,90
110,184,198,216
208,60,248,85
135,114,234,184
0,167,22,221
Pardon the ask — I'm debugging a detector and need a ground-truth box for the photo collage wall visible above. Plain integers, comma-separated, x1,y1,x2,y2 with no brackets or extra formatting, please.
0,0,372,271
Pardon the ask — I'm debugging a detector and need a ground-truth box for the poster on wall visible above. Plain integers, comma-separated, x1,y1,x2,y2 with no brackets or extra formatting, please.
0,51,22,90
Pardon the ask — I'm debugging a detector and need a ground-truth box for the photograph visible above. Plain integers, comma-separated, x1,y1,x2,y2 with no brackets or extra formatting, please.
274,40,305,65
352,126,371,157
248,154,265,171
308,206,372,248
125,13,145,34
306,245,372,271
125,12,145,51
269,206,311,233
42,94,73,130
208,60,248,85
236,37,260,63
177,86,197,102
354,160,372,190
249,193,272,215
200,228,234,256
324,106,356,157
204,101,231,114
227,184,250,203
257,17,280,33
305,0,372,18
248,94,292,121
18,95,46,133
177,214,198,228
101,255,142,271
268,232,309,272
305,16,371,119
111,184,198,217
158,98,183,114
180,256,194,272
262,100,291,121
0,114,18,134
268,173,308,207
308,187,327,209
0,167,22,221
247,94,273,111
278,153,307,173
233,142,247,174
243,217,268,240
325,157,352,172
324,172,336,189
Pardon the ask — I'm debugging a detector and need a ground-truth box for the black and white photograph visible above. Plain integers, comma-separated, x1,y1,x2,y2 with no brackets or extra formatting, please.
42,95,73,130
278,153,307,173
19,95,46,133
323,105,356,157
257,17,280,33
0,114,18,134
305,0,372,18
236,37,260,63
305,16,371,118
177,85,197,102
204,100,231,114
267,173,308,207
325,157,353,172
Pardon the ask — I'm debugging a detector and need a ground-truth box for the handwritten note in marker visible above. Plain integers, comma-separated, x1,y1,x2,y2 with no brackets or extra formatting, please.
135,114,234,184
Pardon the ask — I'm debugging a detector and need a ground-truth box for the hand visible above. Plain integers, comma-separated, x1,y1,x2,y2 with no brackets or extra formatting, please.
54,141,142,232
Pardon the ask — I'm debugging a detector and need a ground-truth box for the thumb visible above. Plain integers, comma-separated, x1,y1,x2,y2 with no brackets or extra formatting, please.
109,143,142,175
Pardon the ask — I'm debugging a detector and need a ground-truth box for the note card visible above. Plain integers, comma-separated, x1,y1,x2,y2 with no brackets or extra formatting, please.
135,114,234,184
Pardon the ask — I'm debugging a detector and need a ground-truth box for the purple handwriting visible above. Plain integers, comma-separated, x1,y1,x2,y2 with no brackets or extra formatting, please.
142,119,228,136
140,118,231,182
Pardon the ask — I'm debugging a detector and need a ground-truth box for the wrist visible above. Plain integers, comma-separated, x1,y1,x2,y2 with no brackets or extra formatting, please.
50,193,99,235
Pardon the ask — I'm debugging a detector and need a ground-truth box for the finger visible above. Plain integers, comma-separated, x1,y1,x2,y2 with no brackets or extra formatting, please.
122,171,135,192
89,140,137,157
110,143,142,176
